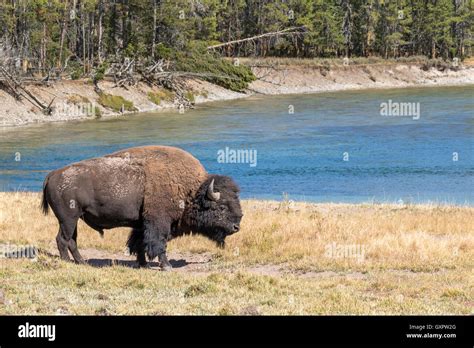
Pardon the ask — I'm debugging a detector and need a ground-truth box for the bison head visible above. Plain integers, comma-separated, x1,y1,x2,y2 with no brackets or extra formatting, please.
189,175,243,248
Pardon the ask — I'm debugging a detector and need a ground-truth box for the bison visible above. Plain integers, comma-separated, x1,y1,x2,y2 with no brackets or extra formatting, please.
41,146,243,270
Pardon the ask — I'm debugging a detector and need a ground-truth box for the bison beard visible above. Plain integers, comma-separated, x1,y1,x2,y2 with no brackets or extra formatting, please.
42,146,243,270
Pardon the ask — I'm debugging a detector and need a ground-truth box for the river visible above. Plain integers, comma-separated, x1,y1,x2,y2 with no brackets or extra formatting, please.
1,86,473,204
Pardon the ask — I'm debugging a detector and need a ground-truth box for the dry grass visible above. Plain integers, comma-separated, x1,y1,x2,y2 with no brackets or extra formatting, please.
239,56,433,68
0,192,473,315
66,95,90,105
463,57,474,66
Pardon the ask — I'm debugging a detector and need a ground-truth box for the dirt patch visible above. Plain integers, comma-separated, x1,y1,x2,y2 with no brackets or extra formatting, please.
42,247,380,280
67,247,449,279
247,264,285,277
55,248,214,273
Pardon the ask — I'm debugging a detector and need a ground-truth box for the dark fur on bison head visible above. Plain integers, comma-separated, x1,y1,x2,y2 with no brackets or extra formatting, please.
187,175,243,248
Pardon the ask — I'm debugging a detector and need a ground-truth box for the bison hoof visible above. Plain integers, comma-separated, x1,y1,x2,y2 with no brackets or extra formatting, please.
138,263,150,269
160,264,172,272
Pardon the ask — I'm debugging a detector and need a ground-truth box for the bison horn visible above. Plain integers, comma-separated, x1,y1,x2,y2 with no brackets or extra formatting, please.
207,179,221,201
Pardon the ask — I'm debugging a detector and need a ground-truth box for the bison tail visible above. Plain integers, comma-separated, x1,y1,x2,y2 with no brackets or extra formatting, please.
41,176,50,215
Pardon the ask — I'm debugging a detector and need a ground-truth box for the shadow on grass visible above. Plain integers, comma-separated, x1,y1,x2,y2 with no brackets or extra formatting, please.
86,258,192,269
37,249,208,270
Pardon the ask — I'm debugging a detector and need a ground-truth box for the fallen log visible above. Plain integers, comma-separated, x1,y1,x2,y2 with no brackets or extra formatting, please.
207,26,306,50
0,66,53,114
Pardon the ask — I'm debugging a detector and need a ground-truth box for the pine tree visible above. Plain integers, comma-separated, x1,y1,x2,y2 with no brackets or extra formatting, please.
313,0,345,57
1,0,473,75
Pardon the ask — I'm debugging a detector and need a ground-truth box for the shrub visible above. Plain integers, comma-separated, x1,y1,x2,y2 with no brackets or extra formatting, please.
421,58,450,71
93,62,109,83
184,91,195,103
160,41,256,92
68,60,83,80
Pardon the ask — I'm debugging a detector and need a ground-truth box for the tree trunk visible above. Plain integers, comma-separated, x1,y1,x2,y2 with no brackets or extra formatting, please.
57,0,69,69
82,2,86,74
98,0,104,62
41,22,47,73
90,11,94,68
151,0,157,58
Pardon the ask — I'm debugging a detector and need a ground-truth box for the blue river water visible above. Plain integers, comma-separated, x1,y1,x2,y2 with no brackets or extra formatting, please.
0,85,473,204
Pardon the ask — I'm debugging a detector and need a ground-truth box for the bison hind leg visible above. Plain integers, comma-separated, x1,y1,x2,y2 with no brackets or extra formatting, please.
56,219,85,264
127,228,147,267
56,228,70,261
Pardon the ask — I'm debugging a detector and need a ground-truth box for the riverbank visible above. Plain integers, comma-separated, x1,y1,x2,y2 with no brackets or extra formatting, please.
1,59,474,127
0,192,472,314
248,58,474,94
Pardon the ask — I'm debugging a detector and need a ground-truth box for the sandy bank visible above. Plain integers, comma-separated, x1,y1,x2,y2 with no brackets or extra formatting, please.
1,62,473,128
250,62,474,94
0,78,246,127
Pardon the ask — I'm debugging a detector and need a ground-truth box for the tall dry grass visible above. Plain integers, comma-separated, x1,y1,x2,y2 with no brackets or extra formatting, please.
1,192,473,272
0,192,472,314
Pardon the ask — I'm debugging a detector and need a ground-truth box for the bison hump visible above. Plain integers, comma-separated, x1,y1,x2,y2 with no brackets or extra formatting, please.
108,146,208,220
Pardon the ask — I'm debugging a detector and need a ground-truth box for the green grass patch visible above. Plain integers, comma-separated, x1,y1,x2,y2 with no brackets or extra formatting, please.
147,89,175,105
184,91,195,103
98,93,137,112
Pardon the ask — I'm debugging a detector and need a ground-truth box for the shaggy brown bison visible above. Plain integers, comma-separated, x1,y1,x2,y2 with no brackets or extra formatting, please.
41,146,243,270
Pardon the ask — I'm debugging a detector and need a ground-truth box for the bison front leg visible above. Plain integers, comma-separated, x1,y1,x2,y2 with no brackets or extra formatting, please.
144,218,172,271
127,227,148,268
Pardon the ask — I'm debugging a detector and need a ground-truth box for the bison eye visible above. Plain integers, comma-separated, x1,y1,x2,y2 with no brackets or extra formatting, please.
219,205,227,211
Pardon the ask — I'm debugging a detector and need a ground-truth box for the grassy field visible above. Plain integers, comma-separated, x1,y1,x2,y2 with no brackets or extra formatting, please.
0,192,473,315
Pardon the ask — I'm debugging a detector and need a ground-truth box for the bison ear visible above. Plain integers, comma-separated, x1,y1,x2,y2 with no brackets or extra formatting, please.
206,179,221,201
